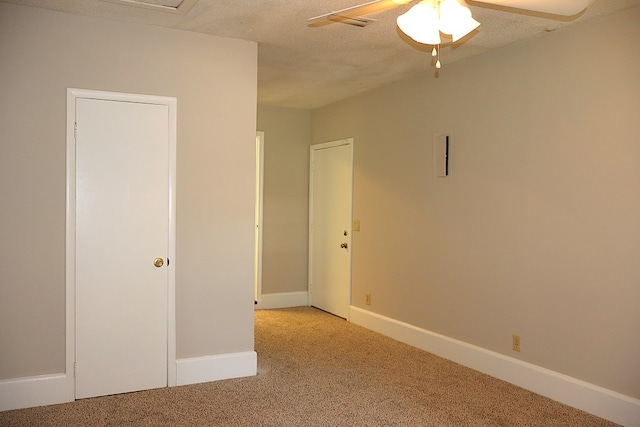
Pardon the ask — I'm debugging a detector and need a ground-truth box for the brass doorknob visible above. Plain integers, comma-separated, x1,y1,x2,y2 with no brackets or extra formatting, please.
154,257,164,268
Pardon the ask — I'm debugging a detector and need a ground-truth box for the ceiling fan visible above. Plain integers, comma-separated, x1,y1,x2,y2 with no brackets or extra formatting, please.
309,0,589,67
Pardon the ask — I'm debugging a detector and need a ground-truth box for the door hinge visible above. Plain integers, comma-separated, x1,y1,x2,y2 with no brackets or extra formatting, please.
74,122,78,139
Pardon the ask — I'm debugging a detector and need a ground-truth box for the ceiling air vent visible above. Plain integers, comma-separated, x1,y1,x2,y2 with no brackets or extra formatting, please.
101,0,198,14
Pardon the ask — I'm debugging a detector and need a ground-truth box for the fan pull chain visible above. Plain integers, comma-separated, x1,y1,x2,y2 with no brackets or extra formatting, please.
432,44,441,69
434,0,441,69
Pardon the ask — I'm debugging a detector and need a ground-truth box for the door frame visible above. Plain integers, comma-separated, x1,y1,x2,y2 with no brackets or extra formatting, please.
254,131,264,304
65,88,177,400
308,138,354,319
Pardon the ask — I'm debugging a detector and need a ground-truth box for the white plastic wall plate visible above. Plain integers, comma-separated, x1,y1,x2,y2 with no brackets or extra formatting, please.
433,133,450,179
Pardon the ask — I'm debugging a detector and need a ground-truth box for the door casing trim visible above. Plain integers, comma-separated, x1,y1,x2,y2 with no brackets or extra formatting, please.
254,131,264,305
65,88,177,400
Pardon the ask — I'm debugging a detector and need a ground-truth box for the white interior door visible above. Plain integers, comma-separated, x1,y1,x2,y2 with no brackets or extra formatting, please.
309,139,353,319
75,97,170,399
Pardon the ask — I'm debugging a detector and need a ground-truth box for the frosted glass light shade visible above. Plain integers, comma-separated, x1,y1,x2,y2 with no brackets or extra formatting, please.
439,0,480,42
450,15,480,42
397,1,441,45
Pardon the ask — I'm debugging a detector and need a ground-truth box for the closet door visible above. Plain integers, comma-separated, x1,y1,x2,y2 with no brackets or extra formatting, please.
75,97,170,399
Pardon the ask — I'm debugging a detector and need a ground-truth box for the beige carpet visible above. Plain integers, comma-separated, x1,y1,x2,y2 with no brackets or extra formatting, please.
1,306,617,426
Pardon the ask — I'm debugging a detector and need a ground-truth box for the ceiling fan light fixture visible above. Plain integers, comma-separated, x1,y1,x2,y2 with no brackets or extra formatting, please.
397,0,480,68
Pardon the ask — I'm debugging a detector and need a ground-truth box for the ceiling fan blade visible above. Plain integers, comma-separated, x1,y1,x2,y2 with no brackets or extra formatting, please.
470,0,588,16
309,0,413,26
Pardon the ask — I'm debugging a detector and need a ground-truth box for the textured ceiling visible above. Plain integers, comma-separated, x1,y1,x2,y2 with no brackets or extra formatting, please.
4,0,640,108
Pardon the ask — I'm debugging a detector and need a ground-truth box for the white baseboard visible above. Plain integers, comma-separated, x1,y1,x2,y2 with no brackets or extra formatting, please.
255,291,308,310
175,351,257,386
349,306,640,427
0,352,257,412
0,373,70,412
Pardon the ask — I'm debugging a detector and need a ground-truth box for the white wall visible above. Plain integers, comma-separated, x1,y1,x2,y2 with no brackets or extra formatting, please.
0,1,256,386
311,6,640,402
